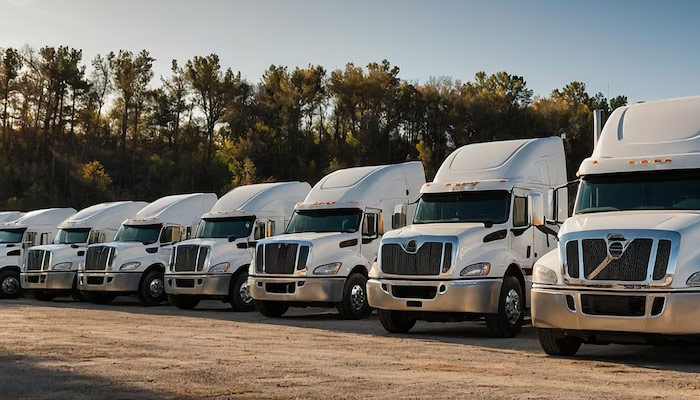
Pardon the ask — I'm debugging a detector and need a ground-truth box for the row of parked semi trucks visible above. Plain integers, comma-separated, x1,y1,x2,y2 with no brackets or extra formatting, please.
1,96,699,356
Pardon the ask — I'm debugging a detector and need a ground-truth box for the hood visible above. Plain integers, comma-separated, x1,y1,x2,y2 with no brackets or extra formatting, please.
32,243,85,252
563,211,700,236
30,244,84,263
264,231,358,246
384,222,499,245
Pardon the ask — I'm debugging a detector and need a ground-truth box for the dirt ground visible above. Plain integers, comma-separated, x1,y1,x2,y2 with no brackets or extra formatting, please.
1,297,700,399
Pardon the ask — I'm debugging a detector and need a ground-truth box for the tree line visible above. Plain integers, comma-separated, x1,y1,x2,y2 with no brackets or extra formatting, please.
0,45,627,210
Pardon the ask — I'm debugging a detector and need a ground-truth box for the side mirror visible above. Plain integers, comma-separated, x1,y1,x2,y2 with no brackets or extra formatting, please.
265,221,276,237
530,192,545,227
546,188,556,222
362,213,378,237
392,204,407,229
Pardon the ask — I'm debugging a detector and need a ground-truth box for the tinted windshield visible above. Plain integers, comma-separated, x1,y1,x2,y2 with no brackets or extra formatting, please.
54,228,90,244
576,170,700,214
196,217,255,239
286,208,363,234
114,224,162,244
414,191,511,224
0,228,26,244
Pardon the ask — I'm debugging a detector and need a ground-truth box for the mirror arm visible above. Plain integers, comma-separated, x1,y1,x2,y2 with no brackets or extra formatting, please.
535,225,559,241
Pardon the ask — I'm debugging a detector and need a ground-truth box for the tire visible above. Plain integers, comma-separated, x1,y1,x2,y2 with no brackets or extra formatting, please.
33,291,57,301
83,291,117,305
229,271,254,312
254,300,289,318
168,294,200,310
378,309,416,333
537,328,582,356
337,273,373,320
0,269,21,299
138,269,166,306
486,275,524,338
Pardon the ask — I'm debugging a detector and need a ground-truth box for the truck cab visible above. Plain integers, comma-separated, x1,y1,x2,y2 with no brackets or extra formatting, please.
0,208,76,299
78,193,217,306
21,201,147,301
367,137,568,337
533,96,700,355
165,182,310,311
249,162,426,319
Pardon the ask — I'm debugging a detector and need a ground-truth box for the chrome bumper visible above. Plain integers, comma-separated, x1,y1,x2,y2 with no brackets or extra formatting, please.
77,271,142,292
367,278,502,314
164,273,231,296
249,275,345,303
21,271,76,290
532,287,700,335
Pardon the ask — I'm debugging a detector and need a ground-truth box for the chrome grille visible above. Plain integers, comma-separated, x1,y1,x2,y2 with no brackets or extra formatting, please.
381,241,450,276
85,246,112,271
27,249,50,271
261,243,299,274
173,245,208,272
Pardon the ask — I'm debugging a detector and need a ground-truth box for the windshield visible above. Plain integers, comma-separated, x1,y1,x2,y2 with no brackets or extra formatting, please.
0,228,26,244
54,228,91,244
576,170,700,214
196,217,255,239
114,224,162,244
414,191,511,224
286,208,363,234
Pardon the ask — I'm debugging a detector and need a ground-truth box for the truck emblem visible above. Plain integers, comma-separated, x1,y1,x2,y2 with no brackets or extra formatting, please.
608,241,624,259
587,235,627,280
405,240,417,253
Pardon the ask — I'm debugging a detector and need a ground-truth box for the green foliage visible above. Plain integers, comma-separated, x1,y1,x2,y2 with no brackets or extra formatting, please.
0,45,628,210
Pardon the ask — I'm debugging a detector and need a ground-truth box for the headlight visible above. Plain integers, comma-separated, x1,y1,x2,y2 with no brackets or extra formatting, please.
52,262,73,271
687,271,700,286
119,261,141,271
460,262,491,277
209,262,231,273
533,264,557,285
313,262,342,275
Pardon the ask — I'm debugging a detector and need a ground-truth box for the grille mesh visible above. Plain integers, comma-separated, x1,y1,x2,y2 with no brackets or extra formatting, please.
565,241,579,278
263,243,298,274
653,240,671,280
296,246,310,270
381,242,444,275
85,246,111,270
173,245,209,272
26,249,48,271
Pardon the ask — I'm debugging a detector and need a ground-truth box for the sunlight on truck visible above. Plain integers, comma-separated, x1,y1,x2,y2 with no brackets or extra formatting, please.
532,96,700,355
368,137,568,337
249,162,426,319
78,193,217,305
21,201,147,301
165,182,311,311
0,209,76,299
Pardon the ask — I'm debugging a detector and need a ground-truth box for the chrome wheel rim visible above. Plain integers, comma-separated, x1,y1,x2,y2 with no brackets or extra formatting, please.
350,284,365,311
505,288,522,324
149,278,164,298
2,276,18,295
239,280,252,304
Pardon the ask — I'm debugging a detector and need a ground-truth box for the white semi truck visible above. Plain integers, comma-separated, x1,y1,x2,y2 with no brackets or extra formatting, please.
78,193,217,305
368,137,568,337
21,201,148,301
249,162,426,319
165,182,311,311
532,96,700,355
0,208,77,299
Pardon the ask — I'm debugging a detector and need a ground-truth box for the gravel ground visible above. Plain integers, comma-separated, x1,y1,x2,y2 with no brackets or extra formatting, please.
1,297,700,399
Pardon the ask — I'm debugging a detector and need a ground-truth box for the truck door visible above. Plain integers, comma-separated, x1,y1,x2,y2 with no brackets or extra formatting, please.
359,207,381,265
510,189,535,271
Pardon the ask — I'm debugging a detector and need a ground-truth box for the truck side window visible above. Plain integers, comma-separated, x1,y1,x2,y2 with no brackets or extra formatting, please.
362,213,378,238
39,232,50,245
513,196,529,227
254,222,266,240
160,226,182,245
25,232,36,247
89,230,105,244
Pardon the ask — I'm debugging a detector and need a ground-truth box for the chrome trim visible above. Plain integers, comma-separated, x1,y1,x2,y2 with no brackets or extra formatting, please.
256,240,314,276
170,244,212,274
560,229,680,288
378,235,459,277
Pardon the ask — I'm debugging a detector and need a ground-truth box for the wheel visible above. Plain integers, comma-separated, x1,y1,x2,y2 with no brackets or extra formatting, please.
138,269,166,306
486,275,524,338
337,273,373,320
0,269,21,299
83,291,117,305
229,271,254,312
378,309,416,333
168,294,200,310
33,291,57,301
538,328,582,356
254,300,289,318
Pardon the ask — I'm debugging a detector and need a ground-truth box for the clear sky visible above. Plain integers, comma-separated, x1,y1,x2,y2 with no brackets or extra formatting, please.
1,0,699,102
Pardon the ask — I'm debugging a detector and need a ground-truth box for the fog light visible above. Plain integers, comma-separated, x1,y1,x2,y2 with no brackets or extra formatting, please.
566,295,575,311
651,297,665,316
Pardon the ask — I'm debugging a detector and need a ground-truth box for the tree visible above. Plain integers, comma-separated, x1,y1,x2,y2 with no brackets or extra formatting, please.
1,48,23,143
89,54,113,142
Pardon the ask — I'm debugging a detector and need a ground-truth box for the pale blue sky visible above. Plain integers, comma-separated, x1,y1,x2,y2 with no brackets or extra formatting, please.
1,0,699,102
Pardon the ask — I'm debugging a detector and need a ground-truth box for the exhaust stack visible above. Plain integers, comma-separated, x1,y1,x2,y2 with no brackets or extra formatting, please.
593,109,603,147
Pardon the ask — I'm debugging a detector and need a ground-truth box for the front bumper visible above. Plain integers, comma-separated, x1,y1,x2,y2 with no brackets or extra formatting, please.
77,271,142,292
367,278,502,314
249,275,346,303
21,271,76,290
164,273,231,296
532,287,700,335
